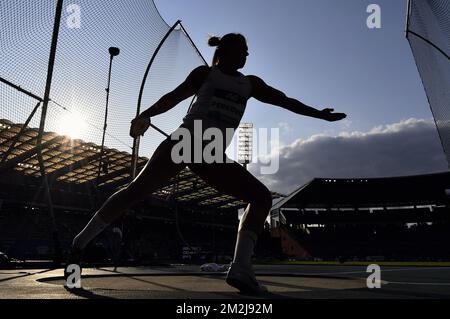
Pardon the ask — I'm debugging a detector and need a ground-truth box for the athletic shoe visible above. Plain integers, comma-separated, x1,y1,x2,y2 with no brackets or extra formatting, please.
226,262,268,294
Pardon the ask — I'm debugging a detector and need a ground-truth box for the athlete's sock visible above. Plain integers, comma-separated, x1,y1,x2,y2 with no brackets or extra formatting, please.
72,213,108,250
232,230,258,268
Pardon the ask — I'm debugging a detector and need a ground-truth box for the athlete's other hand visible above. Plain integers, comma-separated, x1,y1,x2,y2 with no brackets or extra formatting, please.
320,108,347,122
130,115,151,138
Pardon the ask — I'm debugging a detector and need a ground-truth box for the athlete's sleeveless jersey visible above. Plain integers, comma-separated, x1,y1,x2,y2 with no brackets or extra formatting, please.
182,66,252,143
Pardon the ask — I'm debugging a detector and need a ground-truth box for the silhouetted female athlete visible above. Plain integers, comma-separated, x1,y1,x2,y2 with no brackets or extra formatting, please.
66,33,346,294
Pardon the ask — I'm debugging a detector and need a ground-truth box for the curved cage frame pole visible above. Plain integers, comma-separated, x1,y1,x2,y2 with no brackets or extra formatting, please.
129,18,210,252
131,20,181,179
131,20,210,179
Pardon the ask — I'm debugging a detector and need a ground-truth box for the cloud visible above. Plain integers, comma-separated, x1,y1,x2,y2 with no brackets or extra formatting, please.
249,118,449,195
278,122,293,135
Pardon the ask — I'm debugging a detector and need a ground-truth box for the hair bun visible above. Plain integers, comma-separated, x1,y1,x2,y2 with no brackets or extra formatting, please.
208,36,221,47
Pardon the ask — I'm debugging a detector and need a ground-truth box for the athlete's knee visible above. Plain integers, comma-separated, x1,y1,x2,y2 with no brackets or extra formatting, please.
260,187,273,211
250,185,272,212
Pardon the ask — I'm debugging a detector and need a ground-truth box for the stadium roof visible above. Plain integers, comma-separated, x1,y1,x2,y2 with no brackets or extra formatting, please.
0,119,284,211
272,171,450,210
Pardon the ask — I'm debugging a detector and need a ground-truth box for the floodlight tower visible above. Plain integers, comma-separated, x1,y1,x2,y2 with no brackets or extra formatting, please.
237,123,253,170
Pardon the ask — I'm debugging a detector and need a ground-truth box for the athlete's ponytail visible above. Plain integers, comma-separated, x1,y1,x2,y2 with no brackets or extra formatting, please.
208,33,246,65
208,36,221,47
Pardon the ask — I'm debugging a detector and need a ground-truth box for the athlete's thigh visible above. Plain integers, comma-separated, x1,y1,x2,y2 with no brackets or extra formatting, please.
130,138,185,192
188,160,269,202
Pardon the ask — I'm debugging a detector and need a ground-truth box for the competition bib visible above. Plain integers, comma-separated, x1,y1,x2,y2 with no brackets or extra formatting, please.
208,89,247,127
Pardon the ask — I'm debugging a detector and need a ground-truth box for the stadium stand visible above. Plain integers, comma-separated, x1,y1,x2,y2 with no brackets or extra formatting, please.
270,172,450,261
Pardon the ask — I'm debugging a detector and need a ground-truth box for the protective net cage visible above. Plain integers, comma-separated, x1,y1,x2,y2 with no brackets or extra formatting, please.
406,0,450,167
0,0,206,170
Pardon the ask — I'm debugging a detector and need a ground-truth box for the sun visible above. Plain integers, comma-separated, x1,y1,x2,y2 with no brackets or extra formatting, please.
57,111,88,139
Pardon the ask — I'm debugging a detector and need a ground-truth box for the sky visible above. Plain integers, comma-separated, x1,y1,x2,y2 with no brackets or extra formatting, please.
154,0,449,194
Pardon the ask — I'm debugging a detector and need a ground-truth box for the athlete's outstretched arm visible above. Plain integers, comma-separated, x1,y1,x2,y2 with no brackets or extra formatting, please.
139,65,209,118
248,75,346,122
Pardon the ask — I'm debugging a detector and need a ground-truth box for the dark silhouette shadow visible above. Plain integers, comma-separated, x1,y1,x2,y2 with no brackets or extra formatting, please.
0,268,55,283
63,286,116,299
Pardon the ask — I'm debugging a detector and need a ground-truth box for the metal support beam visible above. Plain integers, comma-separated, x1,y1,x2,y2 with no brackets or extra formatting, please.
92,164,137,187
48,152,103,180
1,102,41,164
0,128,40,149
100,169,197,193
38,141,91,173
405,0,412,37
34,0,64,265
98,176,132,191
98,166,195,191
0,127,32,149
0,132,20,149
202,198,243,210
179,22,209,66
407,30,450,61
178,188,218,203
0,135,65,173
0,77,44,102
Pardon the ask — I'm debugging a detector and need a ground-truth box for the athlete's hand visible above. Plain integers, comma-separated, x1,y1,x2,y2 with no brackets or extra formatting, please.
320,108,347,122
130,115,151,138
